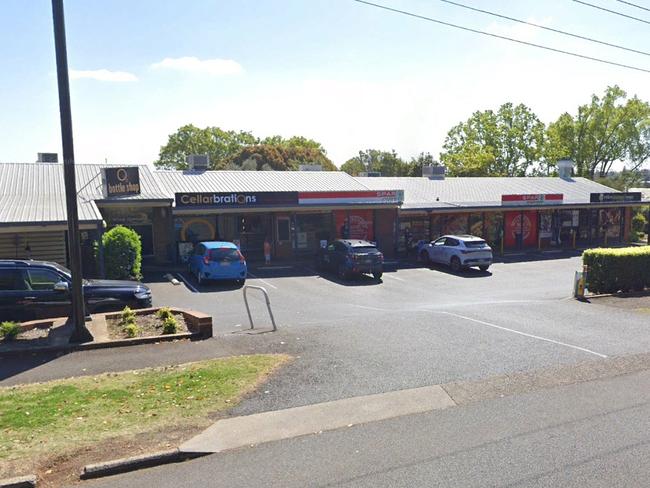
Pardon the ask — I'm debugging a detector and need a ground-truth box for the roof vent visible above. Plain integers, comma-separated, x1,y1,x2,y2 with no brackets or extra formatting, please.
187,154,209,171
359,171,382,177
423,164,445,180
557,159,574,179
37,152,58,163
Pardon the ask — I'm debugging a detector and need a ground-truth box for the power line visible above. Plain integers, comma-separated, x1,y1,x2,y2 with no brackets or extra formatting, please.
572,0,650,25
614,0,650,14
352,0,650,74
438,0,650,57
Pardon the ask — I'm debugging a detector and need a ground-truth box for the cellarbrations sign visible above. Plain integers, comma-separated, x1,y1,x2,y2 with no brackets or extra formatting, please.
175,192,299,208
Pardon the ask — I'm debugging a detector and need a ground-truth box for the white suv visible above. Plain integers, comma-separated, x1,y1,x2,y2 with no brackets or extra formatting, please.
418,235,493,272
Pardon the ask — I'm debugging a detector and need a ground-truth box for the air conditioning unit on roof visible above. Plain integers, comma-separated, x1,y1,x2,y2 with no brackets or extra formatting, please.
187,154,209,171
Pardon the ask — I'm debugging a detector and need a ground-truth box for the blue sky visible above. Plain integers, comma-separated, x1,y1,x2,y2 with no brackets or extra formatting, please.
1,0,649,167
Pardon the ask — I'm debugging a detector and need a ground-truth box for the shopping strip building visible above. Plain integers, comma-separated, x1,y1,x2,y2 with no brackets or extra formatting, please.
0,160,647,273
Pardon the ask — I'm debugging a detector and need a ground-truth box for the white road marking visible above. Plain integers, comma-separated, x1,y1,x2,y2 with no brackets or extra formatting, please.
352,304,396,312
176,273,199,293
438,311,608,358
247,272,278,289
383,273,406,282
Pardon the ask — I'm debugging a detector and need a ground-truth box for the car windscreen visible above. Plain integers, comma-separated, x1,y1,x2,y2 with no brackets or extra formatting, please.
351,246,379,254
52,262,72,277
463,240,488,248
209,248,240,262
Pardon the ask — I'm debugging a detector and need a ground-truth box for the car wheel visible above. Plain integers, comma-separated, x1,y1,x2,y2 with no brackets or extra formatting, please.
479,265,490,272
420,250,430,265
373,271,383,280
338,264,349,280
450,256,462,273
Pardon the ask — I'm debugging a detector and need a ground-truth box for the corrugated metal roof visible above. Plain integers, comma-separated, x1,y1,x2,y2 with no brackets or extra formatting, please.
0,163,169,225
155,170,374,195
356,176,624,210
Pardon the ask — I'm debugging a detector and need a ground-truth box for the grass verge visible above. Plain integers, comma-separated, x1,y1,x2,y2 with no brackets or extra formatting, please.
0,354,289,478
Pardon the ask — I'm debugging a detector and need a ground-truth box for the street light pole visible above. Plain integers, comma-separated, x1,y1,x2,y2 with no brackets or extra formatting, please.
51,0,92,342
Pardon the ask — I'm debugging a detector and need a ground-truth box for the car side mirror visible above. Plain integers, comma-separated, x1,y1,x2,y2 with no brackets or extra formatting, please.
54,281,69,292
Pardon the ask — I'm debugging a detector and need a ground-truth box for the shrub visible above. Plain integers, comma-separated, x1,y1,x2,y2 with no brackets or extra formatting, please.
0,321,20,341
162,316,178,335
124,323,139,338
583,246,650,294
120,306,136,325
632,212,647,235
102,225,142,280
156,307,173,321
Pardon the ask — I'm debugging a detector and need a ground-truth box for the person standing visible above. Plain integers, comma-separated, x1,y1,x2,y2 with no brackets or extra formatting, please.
263,237,272,265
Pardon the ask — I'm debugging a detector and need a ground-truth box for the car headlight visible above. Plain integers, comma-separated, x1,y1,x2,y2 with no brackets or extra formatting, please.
134,286,151,299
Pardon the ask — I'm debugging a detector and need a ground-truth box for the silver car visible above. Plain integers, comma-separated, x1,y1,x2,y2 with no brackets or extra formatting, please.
419,235,493,272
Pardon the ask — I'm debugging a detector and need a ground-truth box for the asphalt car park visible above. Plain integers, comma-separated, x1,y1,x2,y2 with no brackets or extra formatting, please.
140,254,650,416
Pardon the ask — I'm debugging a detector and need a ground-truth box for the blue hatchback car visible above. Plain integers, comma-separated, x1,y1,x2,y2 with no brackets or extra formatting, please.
188,241,247,285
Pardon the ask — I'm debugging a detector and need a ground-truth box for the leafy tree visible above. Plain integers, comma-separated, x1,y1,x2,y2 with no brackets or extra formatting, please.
440,103,546,176
156,125,257,170
341,149,411,176
156,127,336,171
546,86,650,178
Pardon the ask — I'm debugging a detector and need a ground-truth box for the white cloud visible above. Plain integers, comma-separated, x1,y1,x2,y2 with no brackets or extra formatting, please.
69,69,138,82
151,56,243,76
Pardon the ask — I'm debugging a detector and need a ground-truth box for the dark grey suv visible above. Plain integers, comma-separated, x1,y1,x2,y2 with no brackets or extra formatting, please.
0,260,152,322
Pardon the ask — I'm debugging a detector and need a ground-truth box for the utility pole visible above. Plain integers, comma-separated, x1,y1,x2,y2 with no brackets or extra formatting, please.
51,0,92,342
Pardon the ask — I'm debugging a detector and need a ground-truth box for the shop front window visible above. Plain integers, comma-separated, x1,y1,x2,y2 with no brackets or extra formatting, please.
484,212,503,248
599,208,622,242
334,210,374,241
468,213,484,238
398,215,430,252
443,213,469,235
295,213,331,253
430,214,445,240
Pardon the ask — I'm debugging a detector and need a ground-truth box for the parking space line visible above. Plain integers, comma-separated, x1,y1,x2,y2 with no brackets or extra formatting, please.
383,273,406,282
438,311,608,358
176,273,199,293
247,272,278,290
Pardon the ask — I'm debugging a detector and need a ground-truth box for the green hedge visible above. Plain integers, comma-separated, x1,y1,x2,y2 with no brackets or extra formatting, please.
102,225,142,280
583,246,650,294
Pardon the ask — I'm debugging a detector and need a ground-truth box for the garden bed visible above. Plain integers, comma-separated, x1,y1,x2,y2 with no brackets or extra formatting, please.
106,308,189,340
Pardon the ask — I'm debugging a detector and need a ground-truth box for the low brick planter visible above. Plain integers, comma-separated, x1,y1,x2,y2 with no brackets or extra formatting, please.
0,308,212,357
102,307,213,339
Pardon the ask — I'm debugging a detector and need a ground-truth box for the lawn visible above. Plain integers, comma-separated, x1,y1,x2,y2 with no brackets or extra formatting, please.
0,355,289,472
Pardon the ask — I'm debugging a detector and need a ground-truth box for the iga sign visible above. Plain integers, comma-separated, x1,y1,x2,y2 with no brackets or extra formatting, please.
298,190,403,205
501,194,563,206
102,167,140,197
589,192,642,203
175,192,298,208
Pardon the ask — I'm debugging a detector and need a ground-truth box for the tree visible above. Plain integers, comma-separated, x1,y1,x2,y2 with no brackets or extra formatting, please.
440,103,546,177
546,86,650,178
156,127,336,171
156,125,257,170
340,149,410,176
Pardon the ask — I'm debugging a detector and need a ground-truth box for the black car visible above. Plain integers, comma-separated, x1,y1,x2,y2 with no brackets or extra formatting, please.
316,239,384,280
0,260,152,322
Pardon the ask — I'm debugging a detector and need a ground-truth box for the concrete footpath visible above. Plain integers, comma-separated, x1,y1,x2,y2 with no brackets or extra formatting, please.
81,367,650,488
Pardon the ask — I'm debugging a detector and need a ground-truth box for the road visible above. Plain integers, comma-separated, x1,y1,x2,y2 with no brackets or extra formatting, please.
81,366,650,488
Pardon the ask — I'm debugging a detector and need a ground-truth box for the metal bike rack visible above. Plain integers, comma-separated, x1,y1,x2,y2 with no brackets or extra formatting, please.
243,285,277,331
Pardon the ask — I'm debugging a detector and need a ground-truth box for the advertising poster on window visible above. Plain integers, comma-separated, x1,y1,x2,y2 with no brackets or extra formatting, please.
334,210,373,240
504,211,538,248
599,209,621,238
443,214,469,235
